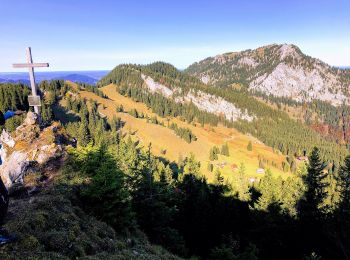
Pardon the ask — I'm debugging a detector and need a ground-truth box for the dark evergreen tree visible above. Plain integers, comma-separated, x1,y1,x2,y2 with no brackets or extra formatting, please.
71,144,133,230
78,109,90,146
209,146,219,161
299,147,328,218
297,147,329,258
247,141,253,151
338,155,350,215
221,143,230,156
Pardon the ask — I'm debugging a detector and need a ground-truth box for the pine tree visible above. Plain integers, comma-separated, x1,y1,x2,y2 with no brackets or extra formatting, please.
214,169,224,185
338,155,350,215
66,95,72,110
116,104,124,112
247,141,253,151
281,176,305,216
78,112,90,146
184,153,201,177
209,147,218,161
298,147,328,218
74,144,133,230
129,108,139,118
282,161,290,172
255,169,282,212
207,162,214,172
221,143,230,156
333,156,350,259
237,163,250,201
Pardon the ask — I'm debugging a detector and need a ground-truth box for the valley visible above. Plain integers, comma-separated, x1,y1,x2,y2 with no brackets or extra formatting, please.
70,82,288,182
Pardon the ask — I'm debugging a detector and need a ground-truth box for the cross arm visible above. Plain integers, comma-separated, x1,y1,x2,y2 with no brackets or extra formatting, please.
12,63,49,68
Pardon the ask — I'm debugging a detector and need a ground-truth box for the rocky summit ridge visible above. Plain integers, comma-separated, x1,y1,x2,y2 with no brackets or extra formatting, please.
186,44,350,106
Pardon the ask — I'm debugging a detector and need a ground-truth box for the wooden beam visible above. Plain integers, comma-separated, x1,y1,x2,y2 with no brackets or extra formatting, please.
12,47,49,122
12,63,49,68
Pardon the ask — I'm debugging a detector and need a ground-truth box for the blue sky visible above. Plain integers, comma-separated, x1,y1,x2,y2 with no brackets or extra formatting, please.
1,0,349,72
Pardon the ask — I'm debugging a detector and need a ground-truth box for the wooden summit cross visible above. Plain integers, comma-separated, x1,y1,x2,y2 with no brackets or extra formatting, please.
12,47,49,116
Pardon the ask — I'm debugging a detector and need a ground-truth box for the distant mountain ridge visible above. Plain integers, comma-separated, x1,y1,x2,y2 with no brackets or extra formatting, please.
53,74,98,84
0,78,30,85
0,70,109,85
186,44,350,106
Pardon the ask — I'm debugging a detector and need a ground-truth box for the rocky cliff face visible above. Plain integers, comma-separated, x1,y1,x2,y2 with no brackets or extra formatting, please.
186,44,350,106
141,74,254,122
0,112,65,191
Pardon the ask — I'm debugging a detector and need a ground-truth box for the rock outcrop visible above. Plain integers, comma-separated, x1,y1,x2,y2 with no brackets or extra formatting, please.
0,112,65,190
142,74,254,122
186,44,350,106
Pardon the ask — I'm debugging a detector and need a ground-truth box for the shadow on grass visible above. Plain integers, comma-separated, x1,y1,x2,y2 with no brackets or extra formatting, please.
52,104,80,125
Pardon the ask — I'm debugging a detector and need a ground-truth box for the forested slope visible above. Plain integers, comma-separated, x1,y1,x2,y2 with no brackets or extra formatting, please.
2,81,350,259
99,62,349,167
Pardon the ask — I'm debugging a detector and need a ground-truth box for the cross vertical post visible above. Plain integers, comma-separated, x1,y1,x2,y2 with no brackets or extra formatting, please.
26,47,40,115
12,47,49,123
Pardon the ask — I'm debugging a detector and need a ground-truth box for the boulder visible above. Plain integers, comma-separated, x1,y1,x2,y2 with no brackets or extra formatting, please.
0,130,15,148
23,111,38,126
0,113,66,190
37,144,62,165
14,113,40,143
0,151,29,187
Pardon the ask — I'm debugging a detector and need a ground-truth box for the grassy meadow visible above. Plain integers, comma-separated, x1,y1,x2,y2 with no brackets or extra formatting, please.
65,82,290,183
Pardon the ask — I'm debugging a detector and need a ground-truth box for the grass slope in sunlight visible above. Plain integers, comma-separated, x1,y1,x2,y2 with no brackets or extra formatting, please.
67,81,289,183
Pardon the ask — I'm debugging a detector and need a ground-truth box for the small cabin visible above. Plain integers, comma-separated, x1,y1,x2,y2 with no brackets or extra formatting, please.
256,168,265,174
249,177,256,183
297,156,308,162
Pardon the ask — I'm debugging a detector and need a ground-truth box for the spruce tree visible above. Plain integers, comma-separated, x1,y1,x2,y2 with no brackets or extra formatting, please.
75,144,133,230
78,112,91,146
338,155,350,215
207,162,214,172
214,169,224,185
298,147,328,219
237,163,250,201
333,156,350,259
255,169,282,212
209,147,218,161
184,153,201,177
221,143,230,156
247,141,253,151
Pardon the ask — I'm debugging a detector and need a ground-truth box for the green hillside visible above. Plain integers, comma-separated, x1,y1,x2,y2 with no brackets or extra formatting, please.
99,62,349,167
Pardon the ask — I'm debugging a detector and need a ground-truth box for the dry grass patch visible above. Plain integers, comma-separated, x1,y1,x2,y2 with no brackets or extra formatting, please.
71,83,289,181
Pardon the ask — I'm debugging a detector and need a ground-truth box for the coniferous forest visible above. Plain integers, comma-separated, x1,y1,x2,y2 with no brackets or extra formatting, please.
100,62,349,167
2,79,350,259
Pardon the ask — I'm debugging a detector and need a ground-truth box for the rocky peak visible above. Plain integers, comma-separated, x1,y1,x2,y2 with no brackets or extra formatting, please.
186,43,350,105
0,112,66,191
278,44,301,60
212,44,302,65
